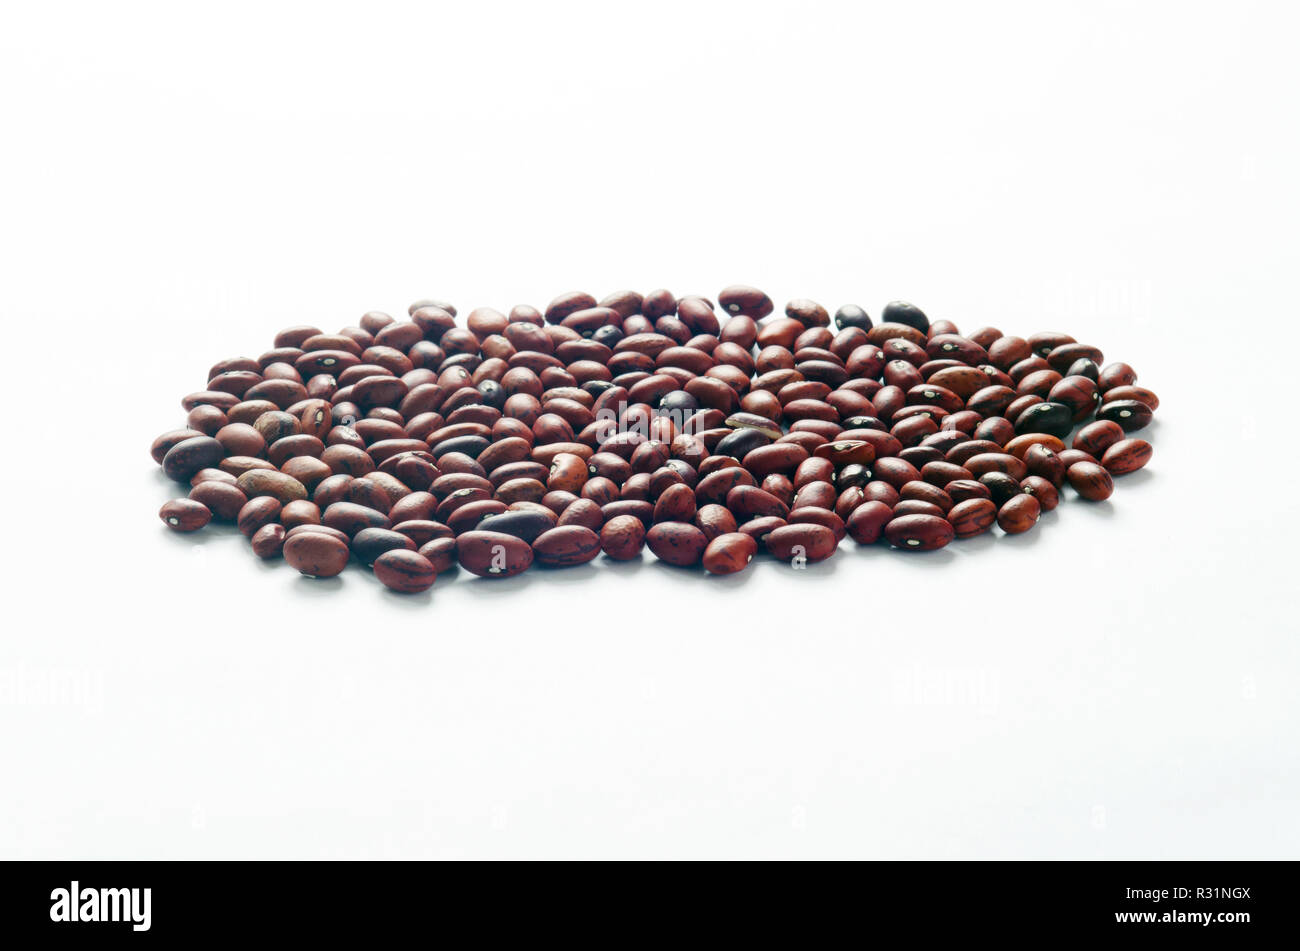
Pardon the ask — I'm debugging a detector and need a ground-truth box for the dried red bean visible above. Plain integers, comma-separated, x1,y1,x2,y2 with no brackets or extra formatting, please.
702,532,758,575
997,494,1041,534
600,515,646,560
884,514,954,551
154,286,1155,591
948,498,996,538
1101,438,1153,475
284,531,350,578
159,499,211,532
645,522,708,567
1067,461,1115,501
373,550,436,593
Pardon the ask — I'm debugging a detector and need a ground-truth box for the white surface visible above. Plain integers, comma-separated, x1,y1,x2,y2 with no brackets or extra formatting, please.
2,0,1297,859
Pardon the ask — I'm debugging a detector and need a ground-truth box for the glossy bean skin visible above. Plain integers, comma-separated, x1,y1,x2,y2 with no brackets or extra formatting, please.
151,428,204,465
787,506,847,542
945,479,991,504
456,530,534,577
996,494,1040,534
556,498,604,532
1067,461,1115,500
948,498,996,538
695,504,738,541
188,481,247,521
846,500,892,544
162,436,225,482
532,526,602,566
475,509,556,545
1057,449,1098,469
417,536,459,574
1101,438,1152,475
883,514,954,551
322,501,390,536
893,499,946,519
351,527,416,566
702,532,758,575
738,516,787,547
159,499,211,532
1101,384,1159,411
645,522,708,567
1097,399,1154,432
279,499,322,529
600,515,646,560
765,524,837,563
1023,444,1066,487
236,469,309,505
155,284,1157,587
1019,475,1060,511
251,523,286,558
373,550,436,593
1013,401,1073,439
284,531,350,578
237,497,282,537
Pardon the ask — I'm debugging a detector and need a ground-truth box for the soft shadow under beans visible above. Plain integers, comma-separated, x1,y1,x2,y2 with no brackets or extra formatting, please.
157,521,242,550
750,551,842,580
292,574,344,597
1000,526,1047,550
1070,500,1117,520
597,554,647,578
457,571,536,599
1116,469,1155,490
994,508,1060,550
379,586,435,609
844,540,957,567
879,547,958,568
951,533,997,556
530,562,602,585
705,568,759,591
252,555,283,574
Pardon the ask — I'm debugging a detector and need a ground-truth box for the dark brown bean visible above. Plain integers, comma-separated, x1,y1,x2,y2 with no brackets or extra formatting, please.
1097,399,1153,432
351,527,416,565
417,537,459,574
162,436,225,482
321,501,390,536
154,284,1157,589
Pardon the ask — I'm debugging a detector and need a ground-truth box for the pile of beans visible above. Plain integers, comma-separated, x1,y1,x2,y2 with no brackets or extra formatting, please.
152,287,1156,593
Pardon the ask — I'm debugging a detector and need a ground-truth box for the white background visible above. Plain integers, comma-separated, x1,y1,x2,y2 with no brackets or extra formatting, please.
2,0,1297,859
